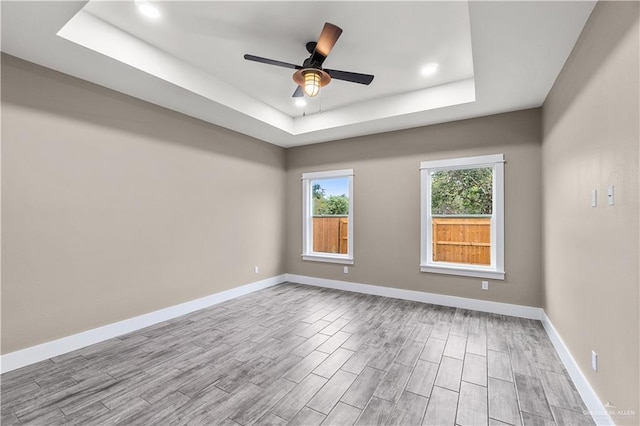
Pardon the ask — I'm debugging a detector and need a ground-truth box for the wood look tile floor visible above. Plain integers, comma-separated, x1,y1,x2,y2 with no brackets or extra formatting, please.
1,283,594,425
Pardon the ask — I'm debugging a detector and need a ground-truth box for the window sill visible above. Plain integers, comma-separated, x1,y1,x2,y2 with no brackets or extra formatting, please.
302,254,354,265
420,263,505,280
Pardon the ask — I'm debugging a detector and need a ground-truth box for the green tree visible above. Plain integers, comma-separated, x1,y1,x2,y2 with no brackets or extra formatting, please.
431,168,492,215
312,183,349,215
322,195,349,215
312,184,325,200
312,183,327,214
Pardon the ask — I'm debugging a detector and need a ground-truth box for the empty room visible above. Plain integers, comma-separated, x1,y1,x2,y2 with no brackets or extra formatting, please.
1,1,638,425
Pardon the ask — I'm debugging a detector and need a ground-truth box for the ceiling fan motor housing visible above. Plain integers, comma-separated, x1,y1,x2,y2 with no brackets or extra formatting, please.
305,41,317,54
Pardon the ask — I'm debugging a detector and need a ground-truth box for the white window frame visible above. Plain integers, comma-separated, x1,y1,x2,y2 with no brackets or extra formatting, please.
302,169,354,265
420,154,505,280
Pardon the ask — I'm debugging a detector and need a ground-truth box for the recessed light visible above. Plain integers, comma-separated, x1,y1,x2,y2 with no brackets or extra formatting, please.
136,1,160,19
295,99,306,107
421,63,439,76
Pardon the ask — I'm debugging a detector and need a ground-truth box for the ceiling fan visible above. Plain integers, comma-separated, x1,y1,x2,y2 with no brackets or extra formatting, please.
244,23,375,98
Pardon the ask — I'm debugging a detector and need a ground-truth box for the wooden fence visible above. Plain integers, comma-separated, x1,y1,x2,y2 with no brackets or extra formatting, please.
313,216,348,254
312,215,489,264
432,216,491,265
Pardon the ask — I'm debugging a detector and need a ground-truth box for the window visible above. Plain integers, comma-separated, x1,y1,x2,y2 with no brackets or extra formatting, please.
302,169,354,264
420,154,505,280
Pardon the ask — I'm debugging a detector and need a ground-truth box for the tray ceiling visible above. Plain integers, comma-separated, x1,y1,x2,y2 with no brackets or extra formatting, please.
1,1,596,147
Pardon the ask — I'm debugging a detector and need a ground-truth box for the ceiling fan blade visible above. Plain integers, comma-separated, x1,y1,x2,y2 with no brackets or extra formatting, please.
310,23,342,66
324,69,374,85
244,54,301,70
292,86,304,98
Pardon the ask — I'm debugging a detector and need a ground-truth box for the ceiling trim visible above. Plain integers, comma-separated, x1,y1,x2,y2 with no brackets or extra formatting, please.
58,9,295,133
58,6,476,138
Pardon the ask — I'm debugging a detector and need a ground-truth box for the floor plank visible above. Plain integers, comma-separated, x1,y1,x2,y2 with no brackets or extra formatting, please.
488,349,514,382
422,386,459,426
462,353,488,387
550,404,596,426
388,391,428,426
257,413,289,426
395,340,424,367
313,348,354,379
443,334,467,360
372,363,412,403
289,407,326,426
317,331,352,354
466,332,488,356
420,338,447,364
306,369,358,415
271,374,327,421
341,366,386,409
488,377,521,426
456,381,488,426
434,356,463,392
515,373,554,420
284,351,329,383
405,360,438,398
539,369,588,414
355,396,394,425
342,344,380,375
521,412,555,426
230,377,295,425
322,402,361,426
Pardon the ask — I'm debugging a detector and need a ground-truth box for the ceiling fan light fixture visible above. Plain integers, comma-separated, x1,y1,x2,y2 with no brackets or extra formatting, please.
293,68,331,98
303,71,321,97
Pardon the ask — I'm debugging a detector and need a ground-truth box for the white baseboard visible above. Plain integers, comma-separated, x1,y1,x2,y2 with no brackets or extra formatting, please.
541,312,614,426
0,274,285,374
285,274,543,319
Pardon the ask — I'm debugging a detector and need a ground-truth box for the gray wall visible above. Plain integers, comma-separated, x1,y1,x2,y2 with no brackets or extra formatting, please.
286,109,543,308
1,54,287,353
542,2,639,424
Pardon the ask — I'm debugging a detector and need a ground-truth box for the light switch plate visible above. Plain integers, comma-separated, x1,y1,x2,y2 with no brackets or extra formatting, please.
607,185,615,206
591,189,597,207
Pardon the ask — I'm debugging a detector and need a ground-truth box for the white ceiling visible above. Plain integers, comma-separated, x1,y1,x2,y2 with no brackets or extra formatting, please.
1,1,596,148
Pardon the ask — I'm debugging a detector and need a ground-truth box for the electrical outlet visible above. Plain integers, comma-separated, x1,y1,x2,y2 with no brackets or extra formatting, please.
481,281,489,290
343,266,349,274
254,266,259,274
592,351,598,371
